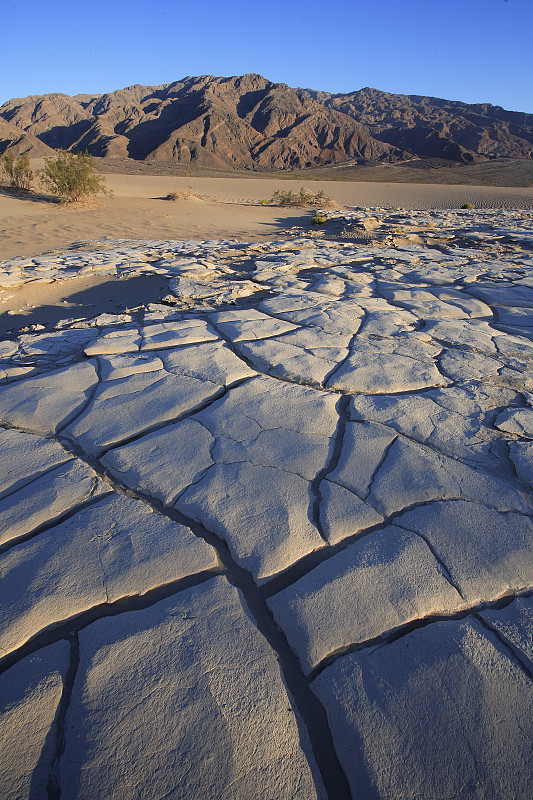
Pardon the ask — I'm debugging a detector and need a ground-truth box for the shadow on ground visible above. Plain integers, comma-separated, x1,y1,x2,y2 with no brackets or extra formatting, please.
260,212,314,233
0,188,56,205
0,274,170,336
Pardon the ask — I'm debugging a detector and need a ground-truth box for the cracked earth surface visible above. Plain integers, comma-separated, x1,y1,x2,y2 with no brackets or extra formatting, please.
1,207,532,799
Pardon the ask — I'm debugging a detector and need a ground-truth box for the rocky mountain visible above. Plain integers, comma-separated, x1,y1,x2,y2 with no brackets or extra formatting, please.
0,116,55,159
304,86,533,162
1,74,532,169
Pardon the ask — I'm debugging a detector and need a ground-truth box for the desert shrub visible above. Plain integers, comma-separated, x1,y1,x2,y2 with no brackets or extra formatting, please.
263,187,332,208
1,151,33,192
308,189,329,206
461,202,475,209
164,190,204,201
311,212,327,225
40,149,107,203
273,188,308,206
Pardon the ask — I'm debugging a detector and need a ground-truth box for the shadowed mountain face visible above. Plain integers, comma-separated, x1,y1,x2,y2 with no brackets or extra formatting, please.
1,74,532,168
306,86,533,162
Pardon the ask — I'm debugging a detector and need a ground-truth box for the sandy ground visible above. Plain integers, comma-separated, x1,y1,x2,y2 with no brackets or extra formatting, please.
0,273,170,336
1,173,531,333
1,174,532,262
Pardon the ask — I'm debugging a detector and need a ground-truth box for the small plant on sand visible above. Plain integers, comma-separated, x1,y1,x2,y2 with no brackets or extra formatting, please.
164,189,204,201
311,212,328,225
40,149,107,203
461,202,475,209
1,150,33,192
263,187,332,208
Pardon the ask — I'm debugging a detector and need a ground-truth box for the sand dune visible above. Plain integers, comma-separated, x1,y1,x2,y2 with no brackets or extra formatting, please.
1,173,532,260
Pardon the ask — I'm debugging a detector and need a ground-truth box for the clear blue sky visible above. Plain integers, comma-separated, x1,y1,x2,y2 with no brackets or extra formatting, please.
2,0,532,112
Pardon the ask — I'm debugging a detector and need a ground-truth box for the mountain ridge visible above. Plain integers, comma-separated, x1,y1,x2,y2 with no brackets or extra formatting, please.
1,73,532,169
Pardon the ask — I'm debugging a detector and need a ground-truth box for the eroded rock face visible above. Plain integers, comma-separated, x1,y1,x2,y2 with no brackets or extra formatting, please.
2,74,533,165
0,76,398,168
1,209,532,798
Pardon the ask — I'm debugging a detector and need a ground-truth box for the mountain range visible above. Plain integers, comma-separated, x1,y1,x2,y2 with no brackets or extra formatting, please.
1,73,532,170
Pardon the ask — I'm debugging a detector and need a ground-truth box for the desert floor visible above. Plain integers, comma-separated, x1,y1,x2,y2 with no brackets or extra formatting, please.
1,173,531,328
1,173,532,261
1,181,532,800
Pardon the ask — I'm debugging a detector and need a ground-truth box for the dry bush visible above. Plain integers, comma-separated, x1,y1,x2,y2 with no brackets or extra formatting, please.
164,190,205,201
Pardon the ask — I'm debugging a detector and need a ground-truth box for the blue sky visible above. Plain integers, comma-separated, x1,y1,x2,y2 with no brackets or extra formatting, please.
2,0,532,112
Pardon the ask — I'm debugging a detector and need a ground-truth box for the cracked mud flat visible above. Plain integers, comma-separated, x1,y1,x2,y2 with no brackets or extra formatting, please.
0,206,532,800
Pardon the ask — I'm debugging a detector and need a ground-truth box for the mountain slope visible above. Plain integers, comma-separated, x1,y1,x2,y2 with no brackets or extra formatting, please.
304,86,533,162
1,74,531,169
0,116,56,158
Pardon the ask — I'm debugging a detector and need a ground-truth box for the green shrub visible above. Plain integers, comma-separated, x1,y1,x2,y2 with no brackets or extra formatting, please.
310,189,328,206
311,212,327,225
460,202,475,209
1,151,33,192
40,149,107,203
265,187,331,208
